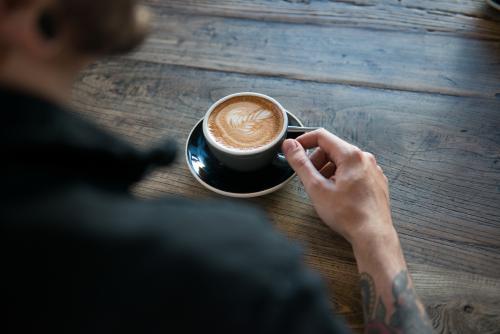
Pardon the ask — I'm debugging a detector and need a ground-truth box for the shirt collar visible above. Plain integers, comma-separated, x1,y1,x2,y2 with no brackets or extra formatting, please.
0,86,176,190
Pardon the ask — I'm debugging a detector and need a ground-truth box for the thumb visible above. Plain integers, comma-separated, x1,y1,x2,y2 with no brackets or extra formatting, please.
283,139,323,193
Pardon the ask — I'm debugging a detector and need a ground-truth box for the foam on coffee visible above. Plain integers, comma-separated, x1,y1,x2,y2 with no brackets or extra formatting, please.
208,96,284,150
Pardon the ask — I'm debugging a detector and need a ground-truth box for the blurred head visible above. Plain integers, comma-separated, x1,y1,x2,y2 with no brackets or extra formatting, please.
0,0,151,101
0,0,150,63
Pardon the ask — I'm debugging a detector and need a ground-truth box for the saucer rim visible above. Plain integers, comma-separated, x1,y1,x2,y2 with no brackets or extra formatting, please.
486,0,500,10
185,110,304,198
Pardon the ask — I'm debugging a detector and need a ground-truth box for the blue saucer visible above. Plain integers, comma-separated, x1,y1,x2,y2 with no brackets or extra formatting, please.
186,111,304,198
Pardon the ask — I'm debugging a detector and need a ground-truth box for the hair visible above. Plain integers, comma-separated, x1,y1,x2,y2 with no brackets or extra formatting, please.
4,0,33,7
3,0,149,55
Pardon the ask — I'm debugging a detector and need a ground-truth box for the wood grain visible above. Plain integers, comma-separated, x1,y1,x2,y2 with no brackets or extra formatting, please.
415,264,500,334
74,59,500,276
126,12,500,98
71,0,500,331
144,0,500,40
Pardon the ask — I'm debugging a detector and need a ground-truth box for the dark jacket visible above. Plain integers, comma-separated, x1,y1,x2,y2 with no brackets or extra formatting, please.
1,88,349,334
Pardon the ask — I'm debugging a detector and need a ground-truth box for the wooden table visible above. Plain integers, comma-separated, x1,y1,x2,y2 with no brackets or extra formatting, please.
72,1,500,332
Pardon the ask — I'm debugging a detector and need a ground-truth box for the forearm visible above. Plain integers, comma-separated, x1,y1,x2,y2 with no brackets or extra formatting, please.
353,228,434,334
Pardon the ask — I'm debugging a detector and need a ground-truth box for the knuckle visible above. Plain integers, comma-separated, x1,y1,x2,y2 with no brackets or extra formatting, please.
317,127,328,135
347,148,364,162
316,128,329,139
306,175,325,191
365,152,376,163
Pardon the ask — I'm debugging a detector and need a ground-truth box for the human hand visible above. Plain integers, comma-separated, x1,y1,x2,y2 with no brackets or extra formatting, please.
282,129,395,247
282,130,433,333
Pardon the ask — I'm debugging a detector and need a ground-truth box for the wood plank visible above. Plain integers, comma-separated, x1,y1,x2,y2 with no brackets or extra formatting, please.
72,58,500,332
144,0,500,40
126,12,500,98
413,264,500,334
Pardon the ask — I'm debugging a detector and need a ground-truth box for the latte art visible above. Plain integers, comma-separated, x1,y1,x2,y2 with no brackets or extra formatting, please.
208,96,284,150
228,108,273,134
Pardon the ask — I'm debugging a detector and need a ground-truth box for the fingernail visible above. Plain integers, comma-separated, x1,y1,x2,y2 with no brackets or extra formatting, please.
282,139,298,154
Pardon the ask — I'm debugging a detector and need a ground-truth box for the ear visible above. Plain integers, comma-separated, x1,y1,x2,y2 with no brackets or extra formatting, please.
0,4,62,60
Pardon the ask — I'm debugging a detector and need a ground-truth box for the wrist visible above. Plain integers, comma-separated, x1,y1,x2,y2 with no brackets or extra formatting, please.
351,226,398,254
352,227,406,276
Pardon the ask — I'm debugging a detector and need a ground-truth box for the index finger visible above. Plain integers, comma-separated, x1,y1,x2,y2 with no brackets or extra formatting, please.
296,129,356,164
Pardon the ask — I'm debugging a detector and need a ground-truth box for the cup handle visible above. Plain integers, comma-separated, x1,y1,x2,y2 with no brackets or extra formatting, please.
287,125,321,133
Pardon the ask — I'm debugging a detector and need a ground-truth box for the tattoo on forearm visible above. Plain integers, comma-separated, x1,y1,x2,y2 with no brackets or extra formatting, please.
360,271,434,334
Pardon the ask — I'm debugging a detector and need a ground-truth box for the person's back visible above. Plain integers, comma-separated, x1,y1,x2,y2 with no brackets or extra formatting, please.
0,1,433,333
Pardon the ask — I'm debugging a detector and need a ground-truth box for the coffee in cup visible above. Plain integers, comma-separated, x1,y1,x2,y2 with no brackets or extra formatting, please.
203,92,288,172
207,95,285,151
